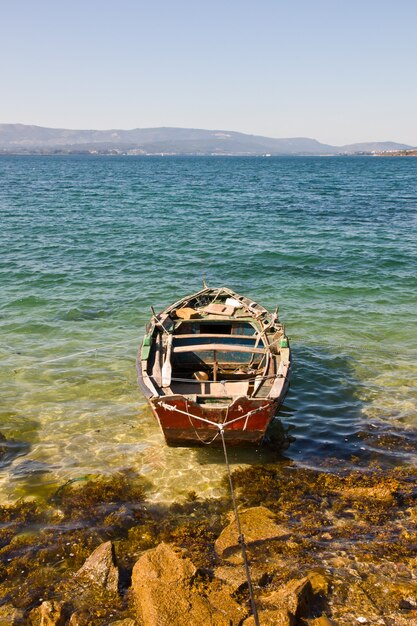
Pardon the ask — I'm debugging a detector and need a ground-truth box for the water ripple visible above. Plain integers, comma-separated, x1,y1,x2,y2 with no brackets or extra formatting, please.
0,155,416,501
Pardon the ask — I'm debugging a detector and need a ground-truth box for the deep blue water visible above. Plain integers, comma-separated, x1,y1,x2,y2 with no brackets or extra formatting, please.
1,155,416,501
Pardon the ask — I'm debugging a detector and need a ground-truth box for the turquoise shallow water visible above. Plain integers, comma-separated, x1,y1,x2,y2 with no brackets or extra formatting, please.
1,155,416,502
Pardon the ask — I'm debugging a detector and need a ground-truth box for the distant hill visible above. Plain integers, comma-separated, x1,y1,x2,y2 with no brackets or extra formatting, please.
338,141,414,153
0,124,413,155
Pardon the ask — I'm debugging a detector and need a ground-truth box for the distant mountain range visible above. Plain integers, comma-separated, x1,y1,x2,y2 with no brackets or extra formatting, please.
0,124,414,155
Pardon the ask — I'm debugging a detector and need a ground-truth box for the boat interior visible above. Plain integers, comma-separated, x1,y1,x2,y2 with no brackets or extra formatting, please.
148,318,279,400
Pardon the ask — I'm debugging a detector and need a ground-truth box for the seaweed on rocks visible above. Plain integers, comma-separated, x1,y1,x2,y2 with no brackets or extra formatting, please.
0,472,151,622
51,472,150,525
0,464,416,624
117,493,229,573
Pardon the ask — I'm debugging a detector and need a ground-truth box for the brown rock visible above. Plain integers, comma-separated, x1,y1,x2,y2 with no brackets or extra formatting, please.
0,603,25,625
214,564,248,592
215,506,291,560
244,575,323,626
68,613,88,626
75,540,119,593
383,612,417,625
329,575,389,624
206,587,247,624
243,608,293,626
320,532,333,541
305,617,335,626
407,505,417,521
327,556,349,569
131,542,242,625
307,571,329,596
36,600,68,626
264,577,312,615
341,483,398,502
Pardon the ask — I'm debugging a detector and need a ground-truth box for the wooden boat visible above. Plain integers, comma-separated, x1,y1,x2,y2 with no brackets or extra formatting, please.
136,286,291,446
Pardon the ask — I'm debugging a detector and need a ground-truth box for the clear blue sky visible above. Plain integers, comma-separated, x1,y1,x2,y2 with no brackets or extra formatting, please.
1,0,416,145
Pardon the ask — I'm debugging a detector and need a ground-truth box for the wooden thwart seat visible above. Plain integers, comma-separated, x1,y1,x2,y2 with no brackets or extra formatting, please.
173,343,266,354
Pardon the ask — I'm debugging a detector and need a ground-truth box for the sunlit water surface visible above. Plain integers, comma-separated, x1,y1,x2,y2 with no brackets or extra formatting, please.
1,155,416,502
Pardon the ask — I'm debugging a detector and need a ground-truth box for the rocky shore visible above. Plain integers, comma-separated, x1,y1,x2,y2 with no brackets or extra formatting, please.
0,462,416,625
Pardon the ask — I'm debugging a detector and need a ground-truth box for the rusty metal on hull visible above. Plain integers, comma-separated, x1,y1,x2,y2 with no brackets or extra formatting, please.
137,286,291,447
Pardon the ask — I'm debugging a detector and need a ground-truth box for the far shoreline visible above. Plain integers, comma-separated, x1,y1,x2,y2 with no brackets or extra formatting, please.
1,150,417,157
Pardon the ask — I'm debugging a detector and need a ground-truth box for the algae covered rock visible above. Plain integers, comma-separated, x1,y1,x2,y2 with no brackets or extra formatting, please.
215,505,291,560
243,609,295,626
263,576,312,616
305,617,336,625
67,612,87,626
306,571,329,596
243,608,293,625
0,602,25,625
244,575,328,626
29,600,69,626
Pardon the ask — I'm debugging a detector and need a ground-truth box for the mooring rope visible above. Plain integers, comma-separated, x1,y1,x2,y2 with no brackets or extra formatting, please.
158,400,270,430
185,397,221,445
160,398,264,620
220,427,260,626
12,340,133,372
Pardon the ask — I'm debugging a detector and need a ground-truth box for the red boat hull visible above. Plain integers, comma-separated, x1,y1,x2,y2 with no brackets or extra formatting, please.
150,395,283,446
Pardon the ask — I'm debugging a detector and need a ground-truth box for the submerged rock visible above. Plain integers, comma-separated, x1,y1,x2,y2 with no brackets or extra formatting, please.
11,459,52,477
0,431,30,468
75,541,119,593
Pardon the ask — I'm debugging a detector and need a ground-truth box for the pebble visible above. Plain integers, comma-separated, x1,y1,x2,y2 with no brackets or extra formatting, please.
321,532,333,541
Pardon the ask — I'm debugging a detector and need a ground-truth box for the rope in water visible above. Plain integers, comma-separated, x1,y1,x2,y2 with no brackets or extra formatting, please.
220,428,260,626
9,334,416,376
12,341,134,372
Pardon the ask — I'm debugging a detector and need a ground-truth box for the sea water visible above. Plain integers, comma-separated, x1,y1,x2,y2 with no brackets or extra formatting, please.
1,155,416,502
